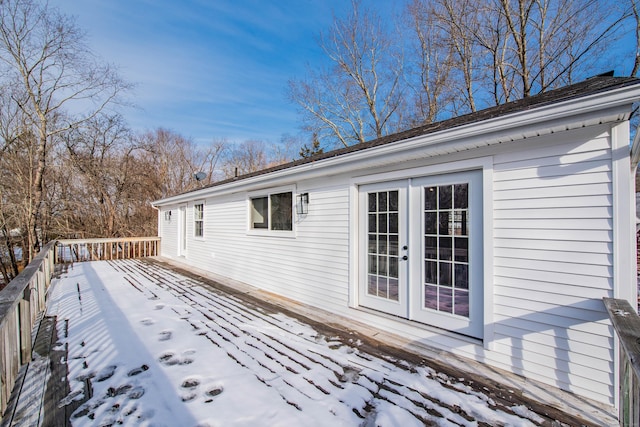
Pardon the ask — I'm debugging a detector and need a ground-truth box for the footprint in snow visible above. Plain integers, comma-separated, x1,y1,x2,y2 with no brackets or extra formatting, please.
181,377,200,389
181,391,197,402
106,384,132,397
159,330,172,341
128,386,145,399
95,365,117,382
205,385,223,398
155,303,165,310
127,364,149,377
158,352,180,366
140,318,154,326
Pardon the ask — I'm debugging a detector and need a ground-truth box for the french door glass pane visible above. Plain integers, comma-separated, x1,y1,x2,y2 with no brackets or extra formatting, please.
366,190,399,301
423,183,470,318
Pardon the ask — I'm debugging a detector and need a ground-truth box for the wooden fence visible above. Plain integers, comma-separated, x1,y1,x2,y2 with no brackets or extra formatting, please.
56,237,160,263
0,237,160,419
604,297,640,427
0,241,55,415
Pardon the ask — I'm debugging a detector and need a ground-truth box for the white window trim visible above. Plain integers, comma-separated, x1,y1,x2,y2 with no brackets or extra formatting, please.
193,200,205,240
348,156,494,348
247,185,296,237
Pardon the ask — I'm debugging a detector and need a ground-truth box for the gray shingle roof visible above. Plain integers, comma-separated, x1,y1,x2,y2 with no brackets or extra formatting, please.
186,76,640,196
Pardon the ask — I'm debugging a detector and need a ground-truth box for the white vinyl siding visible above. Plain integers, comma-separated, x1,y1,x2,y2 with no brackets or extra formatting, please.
155,119,630,407
176,185,351,313
491,125,614,402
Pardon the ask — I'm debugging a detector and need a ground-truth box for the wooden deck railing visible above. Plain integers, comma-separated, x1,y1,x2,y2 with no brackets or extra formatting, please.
0,237,160,418
0,241,55,415
604,297,640,427
55,237,160,263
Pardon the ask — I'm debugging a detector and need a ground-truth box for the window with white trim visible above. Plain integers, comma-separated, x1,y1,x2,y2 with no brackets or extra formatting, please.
194,203,204,237
250,191,293,231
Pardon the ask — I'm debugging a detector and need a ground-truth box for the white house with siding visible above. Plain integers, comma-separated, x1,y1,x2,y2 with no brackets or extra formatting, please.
152,76,640,411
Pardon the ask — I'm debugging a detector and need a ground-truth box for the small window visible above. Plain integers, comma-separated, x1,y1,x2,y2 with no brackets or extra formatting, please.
250,191,292,231
194,203,204,237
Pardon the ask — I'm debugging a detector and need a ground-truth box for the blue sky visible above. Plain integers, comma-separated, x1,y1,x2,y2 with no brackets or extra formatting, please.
52,0,405,145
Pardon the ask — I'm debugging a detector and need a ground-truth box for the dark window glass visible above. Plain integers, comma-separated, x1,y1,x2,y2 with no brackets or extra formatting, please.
425,212,437,234
388,278,399,301
454,290,469,317
425,260,437,284
368,193,377,212
378,255,388,276
368,255,377,274
389,213,398,234
454,237,468,262
425,187,437,210
439,236,452,261
439,287,453,313
368,214,377,233
378,192,387,211
439,262,452,286
439,212,450,235
389,256,398,278
367,275,377,295
439,185,452,209
455,264,469,289
454,183,468,209
424,285,437,310
368,234,377,254
389,191,398,211
389,235,398,256
378,213,387,234
424,237,437,260
378,235,387,255
271,192,292,230
378,277,388,298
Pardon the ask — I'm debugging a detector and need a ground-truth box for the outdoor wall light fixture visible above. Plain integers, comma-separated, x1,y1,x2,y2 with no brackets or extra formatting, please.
164,210,172,221
296,193,309,214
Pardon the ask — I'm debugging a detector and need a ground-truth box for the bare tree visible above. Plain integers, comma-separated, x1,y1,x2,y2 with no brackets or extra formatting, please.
220,140,270,177
289,0,406,147
0,0,129,259
138,128,226,197
630,0,640,76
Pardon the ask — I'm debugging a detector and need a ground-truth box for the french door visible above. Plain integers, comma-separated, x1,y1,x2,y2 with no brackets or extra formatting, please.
358,171,483,339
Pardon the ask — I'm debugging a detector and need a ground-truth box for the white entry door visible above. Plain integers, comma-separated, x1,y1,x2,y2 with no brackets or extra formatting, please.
178,205,187,257
359,171,483,339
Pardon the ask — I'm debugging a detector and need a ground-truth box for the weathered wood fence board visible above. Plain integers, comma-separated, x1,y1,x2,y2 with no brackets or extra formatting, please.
603,297,640,427
56,237,160,263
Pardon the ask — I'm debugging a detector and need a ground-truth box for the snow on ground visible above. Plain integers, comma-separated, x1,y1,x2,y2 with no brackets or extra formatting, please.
47,259,542,426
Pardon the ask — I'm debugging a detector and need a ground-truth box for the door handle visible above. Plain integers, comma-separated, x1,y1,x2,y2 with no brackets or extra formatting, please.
402,255,408,261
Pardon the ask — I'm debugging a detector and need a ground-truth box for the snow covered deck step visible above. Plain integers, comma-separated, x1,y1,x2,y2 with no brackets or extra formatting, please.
14,259,615,426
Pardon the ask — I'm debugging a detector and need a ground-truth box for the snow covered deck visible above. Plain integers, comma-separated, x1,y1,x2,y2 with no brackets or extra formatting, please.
6,259,616,426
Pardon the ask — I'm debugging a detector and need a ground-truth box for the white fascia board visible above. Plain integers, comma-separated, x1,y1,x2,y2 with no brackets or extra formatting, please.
631,122,640,169
153,84,640,207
